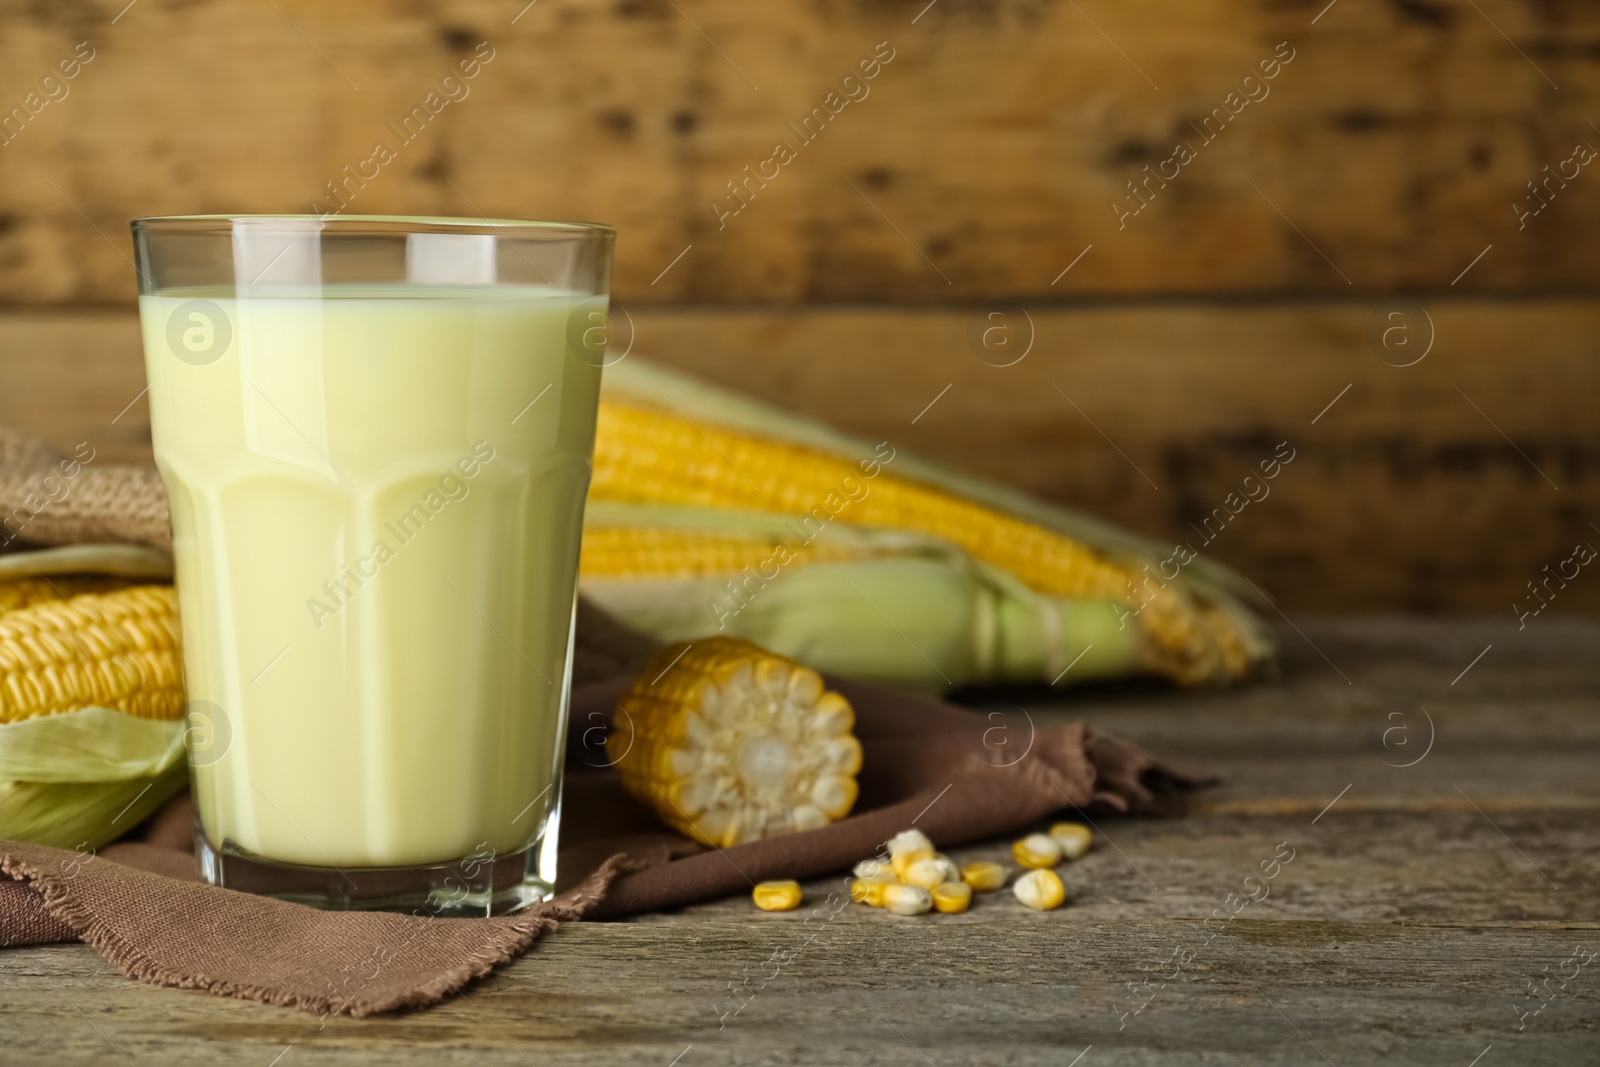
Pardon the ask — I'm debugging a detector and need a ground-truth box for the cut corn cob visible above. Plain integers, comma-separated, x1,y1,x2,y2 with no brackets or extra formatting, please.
960,861,1008,892
1049,822,1093,860
753,880,803,911
1013,832,1064,870
1014,869,1066,910
609,637,862,847
931,881,972,914
0,584,185,724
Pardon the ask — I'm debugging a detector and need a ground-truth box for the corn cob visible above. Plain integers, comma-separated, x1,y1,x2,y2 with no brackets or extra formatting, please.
0,584,185,724
608,636,862,847
590,395,1258,686
0,574,132,615
580,525,868,580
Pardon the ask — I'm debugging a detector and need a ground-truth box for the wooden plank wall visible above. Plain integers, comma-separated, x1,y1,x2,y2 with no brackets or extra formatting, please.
1,0,1596,611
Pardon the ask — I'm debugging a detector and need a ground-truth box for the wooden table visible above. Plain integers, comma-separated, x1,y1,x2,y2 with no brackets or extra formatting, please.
3,617,1596,1065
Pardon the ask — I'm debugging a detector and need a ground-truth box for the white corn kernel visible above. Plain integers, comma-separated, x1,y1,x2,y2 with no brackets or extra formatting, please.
853,858,898,884
1013,832,1064,869
931,881,972,914
1013,869,1066,910
960,861,1008,892
1049,822,1093,860
902,858,948,891
753,880,803,911
882,883,933,916
887,829,934,860
887,829,937,879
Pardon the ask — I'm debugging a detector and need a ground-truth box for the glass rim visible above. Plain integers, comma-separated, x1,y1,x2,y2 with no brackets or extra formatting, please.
130,214,614,238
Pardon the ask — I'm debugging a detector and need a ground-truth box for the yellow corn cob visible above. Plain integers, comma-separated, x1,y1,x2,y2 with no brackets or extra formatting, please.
579,525,866,580
608,636,862,847
0,574,132,615
591,398,1223,684
0,584,185,724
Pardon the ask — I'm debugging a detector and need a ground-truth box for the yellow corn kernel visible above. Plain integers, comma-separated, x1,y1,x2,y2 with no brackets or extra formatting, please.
882,883,933,916
753,880,803,911
931,881,972,914
901,857,948,891
851,879,889,907
887,828,935,880
0,584,185,724
1013,832,1064,870
1049,822,1093,860
960,861,1008,892
609,637,861,847
1013,869,1066,910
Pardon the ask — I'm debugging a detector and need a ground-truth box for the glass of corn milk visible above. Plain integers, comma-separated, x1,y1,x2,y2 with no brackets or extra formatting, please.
131,216,613,915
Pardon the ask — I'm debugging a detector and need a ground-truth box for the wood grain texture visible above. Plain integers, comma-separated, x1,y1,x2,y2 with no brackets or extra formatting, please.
2,300,1594,613
1,618,1596,1064
0,0,1596,304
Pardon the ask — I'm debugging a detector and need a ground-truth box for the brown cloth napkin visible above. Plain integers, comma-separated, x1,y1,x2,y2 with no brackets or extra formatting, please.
0,424,1207,1014
0,673,1197,1015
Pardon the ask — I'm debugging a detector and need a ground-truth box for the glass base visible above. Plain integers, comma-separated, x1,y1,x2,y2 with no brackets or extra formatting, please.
195,830,555,917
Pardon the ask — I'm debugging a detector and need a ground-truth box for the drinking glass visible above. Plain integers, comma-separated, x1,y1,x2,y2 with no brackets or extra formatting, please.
131,215,614,915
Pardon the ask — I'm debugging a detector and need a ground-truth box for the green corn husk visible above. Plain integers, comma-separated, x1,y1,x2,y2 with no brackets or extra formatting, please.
0,705,187,849
580,503,1139,692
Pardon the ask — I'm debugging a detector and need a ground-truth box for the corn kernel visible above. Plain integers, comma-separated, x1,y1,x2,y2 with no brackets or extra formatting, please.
931,881,972,914
882,883,933,916
887,828,934,858
887,829,935,880
851,878,889,907
853,858,897,884
902,857,949,891
753,880,803,911
1013,869,1066,910
960,861,1008,892
1049,822,1093,860
1013,832,1064,869
931,854,960,884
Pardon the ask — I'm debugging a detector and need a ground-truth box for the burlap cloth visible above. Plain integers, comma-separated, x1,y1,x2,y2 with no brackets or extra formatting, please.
0,426,1208,1015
